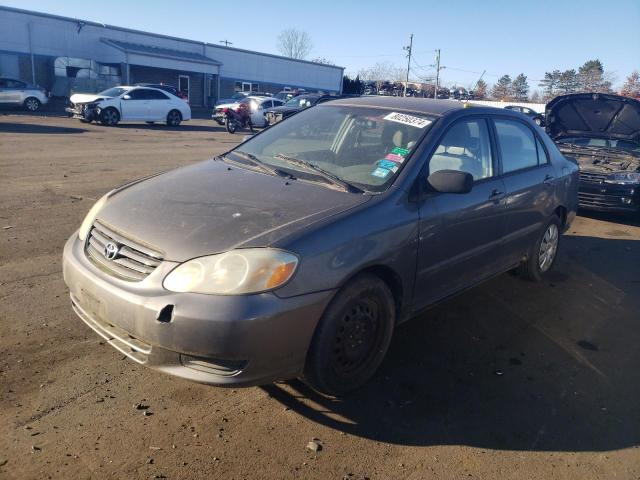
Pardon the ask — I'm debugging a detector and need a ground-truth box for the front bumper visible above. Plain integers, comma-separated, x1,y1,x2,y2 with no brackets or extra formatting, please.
578,181,640,213
62,234,333,386
65,104,98,121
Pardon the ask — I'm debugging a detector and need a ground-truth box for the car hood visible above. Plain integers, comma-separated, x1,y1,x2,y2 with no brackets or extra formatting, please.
95,160,371,262
546,93,640,142
70,93,113,104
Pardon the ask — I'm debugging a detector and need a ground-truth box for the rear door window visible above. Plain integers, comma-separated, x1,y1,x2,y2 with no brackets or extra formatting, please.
494,119,539,173
146,89,169,100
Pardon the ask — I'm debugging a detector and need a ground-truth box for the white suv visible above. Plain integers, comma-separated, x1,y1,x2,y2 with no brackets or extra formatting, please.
0,77,50,111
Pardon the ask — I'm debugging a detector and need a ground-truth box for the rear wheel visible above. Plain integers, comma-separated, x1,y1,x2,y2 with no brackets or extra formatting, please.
166,110,182,126
100,108,120,126
304,274,395,396
24,97,41,112
517,215,561,281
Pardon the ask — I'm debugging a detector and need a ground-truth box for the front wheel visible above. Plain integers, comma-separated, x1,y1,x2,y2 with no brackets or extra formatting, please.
304,274,395,396
24,97,41,112
100,108,120,126
225,118,237,134
517,215,561,281
166,110,182,127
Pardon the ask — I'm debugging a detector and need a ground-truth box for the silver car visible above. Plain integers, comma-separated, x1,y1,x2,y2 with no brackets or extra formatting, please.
0,77,49,111
63,97,578,395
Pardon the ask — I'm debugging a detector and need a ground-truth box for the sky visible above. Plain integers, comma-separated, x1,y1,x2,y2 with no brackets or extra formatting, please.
3,0,639,90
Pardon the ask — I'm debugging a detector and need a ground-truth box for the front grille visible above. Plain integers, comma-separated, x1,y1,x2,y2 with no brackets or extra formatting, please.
578,191,623,208
579,171,608,184
85,221,163,281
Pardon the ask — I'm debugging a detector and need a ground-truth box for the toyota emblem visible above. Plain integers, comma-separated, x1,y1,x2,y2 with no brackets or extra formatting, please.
104,242,119,260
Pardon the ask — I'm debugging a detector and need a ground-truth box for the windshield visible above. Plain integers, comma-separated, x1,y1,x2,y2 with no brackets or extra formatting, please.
228,105,434,192
231,92,248,100
98,87,129,97
285,96,318,108
557,136,640,153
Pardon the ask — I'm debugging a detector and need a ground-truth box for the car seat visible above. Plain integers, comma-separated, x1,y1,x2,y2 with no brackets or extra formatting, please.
429,123,483,179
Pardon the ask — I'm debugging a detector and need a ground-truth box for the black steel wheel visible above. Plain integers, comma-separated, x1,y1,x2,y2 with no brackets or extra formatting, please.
304,273,395,396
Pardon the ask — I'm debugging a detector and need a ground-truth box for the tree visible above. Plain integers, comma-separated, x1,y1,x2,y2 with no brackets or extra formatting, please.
577,59,612,93
342,75,364,94
530,90,542,103
277,29,312,60
491,75,512,101
558,69,579,95
357,62,404,91
620,70,640,99
312,57,335,65
512,73,529,101
539,70,561,101
474,79,488,99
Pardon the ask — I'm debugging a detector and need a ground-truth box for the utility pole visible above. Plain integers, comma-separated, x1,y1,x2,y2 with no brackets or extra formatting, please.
403,34,413,97
219,39,233,47
434,49,441,99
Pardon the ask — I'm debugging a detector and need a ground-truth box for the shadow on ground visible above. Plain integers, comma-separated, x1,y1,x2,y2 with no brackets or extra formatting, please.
0,122,88,134
264,233,640,453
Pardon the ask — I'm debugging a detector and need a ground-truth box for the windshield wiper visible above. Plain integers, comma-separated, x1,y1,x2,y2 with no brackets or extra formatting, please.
223,151,292,178
275,154,363,193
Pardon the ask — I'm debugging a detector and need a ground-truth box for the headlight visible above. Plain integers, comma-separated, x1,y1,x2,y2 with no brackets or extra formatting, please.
604,172,640,185
163,249,299,295
78,194,108,241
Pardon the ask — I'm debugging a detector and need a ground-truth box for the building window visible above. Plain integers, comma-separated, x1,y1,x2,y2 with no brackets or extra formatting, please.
234,81,259,92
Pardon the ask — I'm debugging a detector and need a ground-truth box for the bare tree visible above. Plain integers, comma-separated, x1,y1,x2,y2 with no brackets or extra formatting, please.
277,29,313,60
311,57,335,65
621,70,640,99
357,62,404,91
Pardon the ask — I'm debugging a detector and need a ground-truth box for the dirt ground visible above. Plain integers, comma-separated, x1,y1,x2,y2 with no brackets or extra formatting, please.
1,114,639,480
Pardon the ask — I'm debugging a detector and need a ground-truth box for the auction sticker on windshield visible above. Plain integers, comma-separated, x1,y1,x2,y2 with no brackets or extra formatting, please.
384,112,432,129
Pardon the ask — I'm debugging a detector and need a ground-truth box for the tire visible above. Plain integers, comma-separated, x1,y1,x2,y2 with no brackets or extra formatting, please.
225,118,237,134
23,97,41,112
304,273,395,396
100,108,120,126
517,215,561,281
534,117,542,126
166,110,182,127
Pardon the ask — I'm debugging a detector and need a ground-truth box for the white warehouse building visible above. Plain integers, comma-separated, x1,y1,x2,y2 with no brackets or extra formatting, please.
0,6,344,107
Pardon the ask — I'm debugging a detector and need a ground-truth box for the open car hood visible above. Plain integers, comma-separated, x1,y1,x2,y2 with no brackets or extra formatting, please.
546,93,640,143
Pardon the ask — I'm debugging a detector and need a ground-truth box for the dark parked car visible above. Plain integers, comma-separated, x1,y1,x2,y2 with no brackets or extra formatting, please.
264,93,335,124
504,105,545,126
63,97,578,396
546,93,640,214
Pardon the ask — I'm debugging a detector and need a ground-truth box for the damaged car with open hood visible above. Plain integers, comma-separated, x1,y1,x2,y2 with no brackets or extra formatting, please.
63,96,578,396
546,93,640,214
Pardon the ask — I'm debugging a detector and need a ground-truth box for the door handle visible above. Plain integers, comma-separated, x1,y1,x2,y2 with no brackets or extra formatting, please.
489,189,504,198
543,174,555,185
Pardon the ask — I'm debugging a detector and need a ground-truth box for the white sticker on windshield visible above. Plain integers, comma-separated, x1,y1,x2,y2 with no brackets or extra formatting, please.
384,112,432,129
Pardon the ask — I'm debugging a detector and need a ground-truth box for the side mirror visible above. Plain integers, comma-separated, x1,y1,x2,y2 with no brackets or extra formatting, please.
122,94,131,100
427,170,473,194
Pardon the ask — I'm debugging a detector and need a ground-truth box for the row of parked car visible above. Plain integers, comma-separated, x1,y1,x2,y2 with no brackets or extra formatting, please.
212,90,344,128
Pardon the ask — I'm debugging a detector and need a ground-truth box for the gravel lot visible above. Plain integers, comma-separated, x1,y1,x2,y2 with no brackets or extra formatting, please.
1,113,639,480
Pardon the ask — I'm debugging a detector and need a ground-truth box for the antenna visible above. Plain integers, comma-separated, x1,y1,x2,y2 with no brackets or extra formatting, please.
219,39,233,47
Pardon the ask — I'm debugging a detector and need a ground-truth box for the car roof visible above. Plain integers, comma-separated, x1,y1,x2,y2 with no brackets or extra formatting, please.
322,96,468,117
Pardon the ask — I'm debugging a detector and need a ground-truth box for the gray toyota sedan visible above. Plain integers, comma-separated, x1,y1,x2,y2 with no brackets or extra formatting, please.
63,97,578,395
